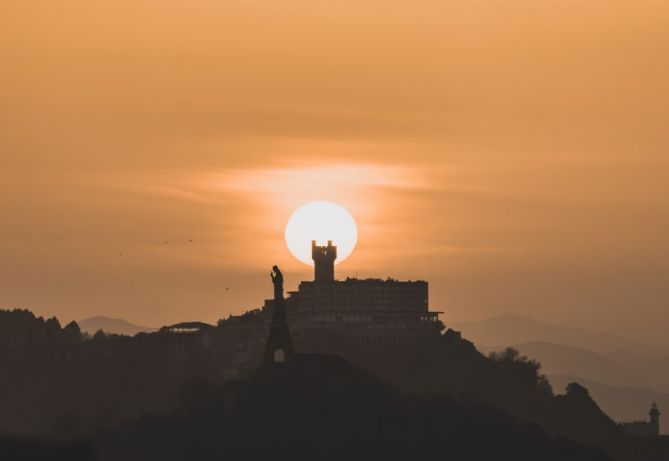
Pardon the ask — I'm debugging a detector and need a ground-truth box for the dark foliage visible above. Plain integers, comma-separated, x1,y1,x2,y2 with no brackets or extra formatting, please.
0,309,82,351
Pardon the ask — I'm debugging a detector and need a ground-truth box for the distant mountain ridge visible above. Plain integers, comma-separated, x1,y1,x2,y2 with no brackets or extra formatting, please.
79,316,156,336
450,314,669,357
452,314,669,435
481,340,669,393
477,339,669,435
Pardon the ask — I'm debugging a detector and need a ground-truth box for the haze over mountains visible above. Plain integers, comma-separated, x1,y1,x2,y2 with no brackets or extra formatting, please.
450,314,669,356
489,342,669,392
452,314,669,434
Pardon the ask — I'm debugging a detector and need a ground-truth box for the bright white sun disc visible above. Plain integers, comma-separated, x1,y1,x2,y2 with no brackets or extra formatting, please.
285,201,358,265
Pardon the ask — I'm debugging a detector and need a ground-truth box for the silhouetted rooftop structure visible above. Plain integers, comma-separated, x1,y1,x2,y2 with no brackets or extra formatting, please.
160,322,214,333
622,402,661,437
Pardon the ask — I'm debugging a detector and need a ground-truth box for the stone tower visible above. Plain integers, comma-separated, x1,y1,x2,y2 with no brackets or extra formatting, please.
312,240,337,282
650,401,661,436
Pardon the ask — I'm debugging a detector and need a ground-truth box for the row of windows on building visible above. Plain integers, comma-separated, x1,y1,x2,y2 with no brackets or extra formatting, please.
298,312,438,324
355,335,434,346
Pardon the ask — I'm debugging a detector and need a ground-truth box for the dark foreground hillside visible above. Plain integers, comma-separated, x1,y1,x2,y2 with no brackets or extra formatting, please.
97,354,613,461
347,334,669,461
0,436,94,461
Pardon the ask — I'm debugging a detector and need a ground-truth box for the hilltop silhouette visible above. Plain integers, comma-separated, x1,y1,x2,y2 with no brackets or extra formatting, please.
549,375,669,433
98,353,614,461
2,305,668,460
487,341,669,394
477,339,669,433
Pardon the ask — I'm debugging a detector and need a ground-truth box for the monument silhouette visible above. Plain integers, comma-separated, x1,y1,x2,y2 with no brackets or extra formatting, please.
263,265,295,364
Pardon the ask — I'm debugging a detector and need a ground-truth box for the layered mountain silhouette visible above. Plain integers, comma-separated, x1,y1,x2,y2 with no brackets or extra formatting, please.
456,315,669,435
487,341,669,434
450,314,668,356
79,316,156,336
482,341,669,393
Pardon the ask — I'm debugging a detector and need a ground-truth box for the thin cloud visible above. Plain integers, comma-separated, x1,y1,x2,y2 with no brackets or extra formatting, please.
211,163,435,194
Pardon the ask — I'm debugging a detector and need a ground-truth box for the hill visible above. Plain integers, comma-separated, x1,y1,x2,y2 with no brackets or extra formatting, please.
479,341,669,435
0,436,94,461
3,309,668,460
79,316,156,336
481,341,669,393
548,375,669,435
98,353,615,461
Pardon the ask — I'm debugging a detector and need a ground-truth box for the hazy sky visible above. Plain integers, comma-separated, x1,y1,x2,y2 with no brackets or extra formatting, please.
2,0,668,343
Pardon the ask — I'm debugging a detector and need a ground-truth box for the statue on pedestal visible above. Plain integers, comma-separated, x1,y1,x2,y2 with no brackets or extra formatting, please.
264,265,294,364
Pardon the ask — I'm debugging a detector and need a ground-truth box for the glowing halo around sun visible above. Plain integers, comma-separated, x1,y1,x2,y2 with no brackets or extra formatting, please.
284,201,358,266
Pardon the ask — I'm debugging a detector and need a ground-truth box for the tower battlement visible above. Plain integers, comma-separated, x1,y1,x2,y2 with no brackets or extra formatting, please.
312,240,337,282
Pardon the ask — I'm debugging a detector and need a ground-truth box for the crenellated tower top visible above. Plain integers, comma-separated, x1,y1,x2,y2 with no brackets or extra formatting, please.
312,240,337,282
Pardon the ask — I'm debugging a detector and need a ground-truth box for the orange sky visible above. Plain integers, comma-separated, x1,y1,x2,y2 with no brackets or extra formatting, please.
1,0,668,343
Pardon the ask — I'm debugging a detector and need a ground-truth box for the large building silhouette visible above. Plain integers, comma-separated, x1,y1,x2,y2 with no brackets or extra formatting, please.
262,240,443,347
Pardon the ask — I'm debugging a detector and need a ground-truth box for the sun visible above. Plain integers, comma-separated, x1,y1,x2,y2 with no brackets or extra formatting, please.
285,201,358,265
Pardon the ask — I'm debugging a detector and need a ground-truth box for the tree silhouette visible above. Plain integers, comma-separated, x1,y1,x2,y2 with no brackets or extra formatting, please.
63,321,82,344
